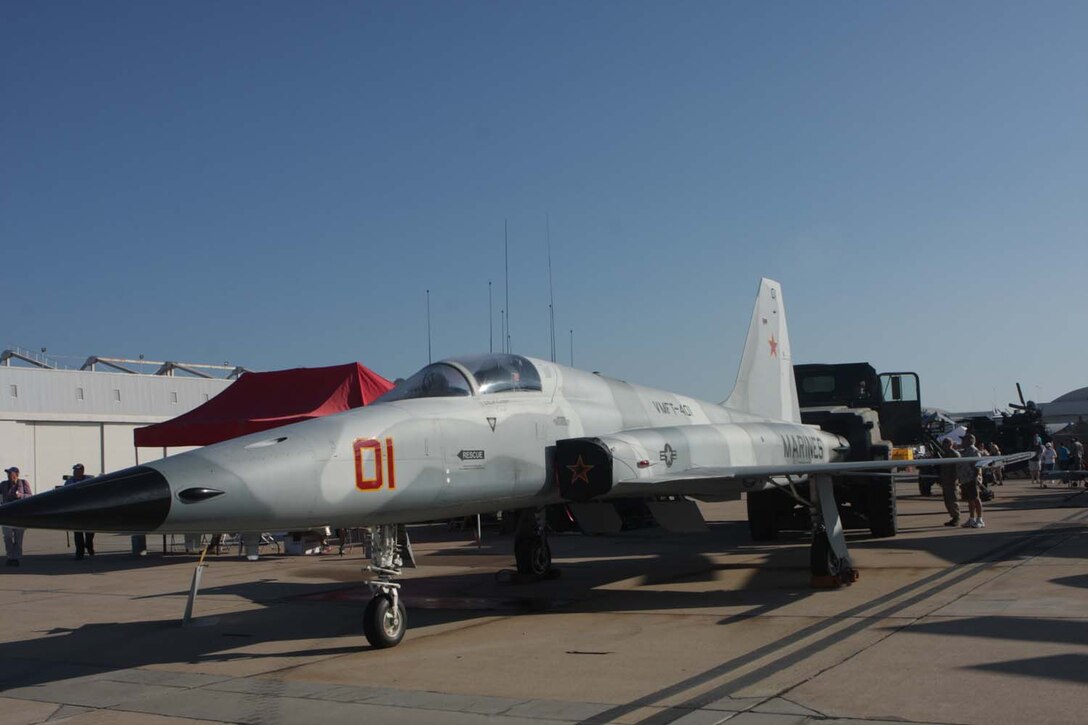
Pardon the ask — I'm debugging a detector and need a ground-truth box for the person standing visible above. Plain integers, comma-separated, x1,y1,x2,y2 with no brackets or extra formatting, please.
65,464,95,560
987,442,1004,485
1041,442,1058,487
958,435,985,528
1073,438,1085,486
938,439,961,527
1028,441,1044,486
1057,442,1071,473
1,467,32,566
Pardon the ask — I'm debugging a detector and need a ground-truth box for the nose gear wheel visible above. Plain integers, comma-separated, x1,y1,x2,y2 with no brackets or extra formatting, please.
363,592,406,649
362,524,409,648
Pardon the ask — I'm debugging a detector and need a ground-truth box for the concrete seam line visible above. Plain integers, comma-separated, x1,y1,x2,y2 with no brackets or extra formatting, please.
582,506,1088,725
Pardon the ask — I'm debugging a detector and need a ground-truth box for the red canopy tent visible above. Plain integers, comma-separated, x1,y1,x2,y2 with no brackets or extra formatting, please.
134,363,394,448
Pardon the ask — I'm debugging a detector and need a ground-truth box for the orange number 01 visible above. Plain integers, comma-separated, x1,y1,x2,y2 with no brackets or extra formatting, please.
354,438,396,491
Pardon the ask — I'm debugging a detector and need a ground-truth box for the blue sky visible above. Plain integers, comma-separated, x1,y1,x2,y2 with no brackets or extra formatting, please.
3,1,1085,411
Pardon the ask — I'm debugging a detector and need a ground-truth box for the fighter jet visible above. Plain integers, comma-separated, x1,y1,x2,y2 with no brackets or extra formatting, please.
0,279,1026,648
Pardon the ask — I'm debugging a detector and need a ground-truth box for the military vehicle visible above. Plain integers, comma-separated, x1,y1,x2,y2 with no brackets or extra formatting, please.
960,385,1049,474
745,362,924,540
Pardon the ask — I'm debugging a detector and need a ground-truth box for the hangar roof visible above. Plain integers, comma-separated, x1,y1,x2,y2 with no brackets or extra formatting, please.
0,365,233,423
1052,387,1088,403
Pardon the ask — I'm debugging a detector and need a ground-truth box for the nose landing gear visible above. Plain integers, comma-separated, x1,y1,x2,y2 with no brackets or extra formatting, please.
363,524,408,648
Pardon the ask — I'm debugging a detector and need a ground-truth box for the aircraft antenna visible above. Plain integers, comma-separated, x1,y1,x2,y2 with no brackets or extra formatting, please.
569,328,574,367
426,289,432,363
501,310,506,354
546,213,556,362
488,281,493,353
504,219,511,353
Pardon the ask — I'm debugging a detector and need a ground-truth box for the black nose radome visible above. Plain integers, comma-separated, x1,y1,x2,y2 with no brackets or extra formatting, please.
0,466,171,532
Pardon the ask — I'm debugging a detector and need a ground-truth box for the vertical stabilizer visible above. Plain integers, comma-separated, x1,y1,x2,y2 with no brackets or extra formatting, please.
723,278,801,423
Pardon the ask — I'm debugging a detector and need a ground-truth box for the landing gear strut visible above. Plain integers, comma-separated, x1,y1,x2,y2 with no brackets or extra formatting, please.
514,508,552,578
363,524,407,648
810,474,858,587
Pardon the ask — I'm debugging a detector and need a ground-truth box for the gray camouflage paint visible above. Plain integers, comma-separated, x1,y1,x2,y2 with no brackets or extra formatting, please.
144,359,843,533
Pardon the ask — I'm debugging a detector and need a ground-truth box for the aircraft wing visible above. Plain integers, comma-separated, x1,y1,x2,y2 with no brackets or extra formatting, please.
557,431,1034,501
633,451,1036,484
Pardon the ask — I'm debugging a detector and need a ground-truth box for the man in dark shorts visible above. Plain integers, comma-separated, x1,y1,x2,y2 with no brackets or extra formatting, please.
958,435,985,528
938,439,961,526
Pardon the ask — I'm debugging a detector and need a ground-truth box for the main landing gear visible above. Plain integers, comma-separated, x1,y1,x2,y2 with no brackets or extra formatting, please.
511,508,555,579
494,508,559,586
810,474,859,587
363,524,407,648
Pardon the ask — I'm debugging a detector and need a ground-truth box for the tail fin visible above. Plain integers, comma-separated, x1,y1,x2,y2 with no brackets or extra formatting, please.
722,278,801,423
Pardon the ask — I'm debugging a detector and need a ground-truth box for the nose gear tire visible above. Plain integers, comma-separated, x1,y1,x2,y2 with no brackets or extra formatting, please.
363,594,407,649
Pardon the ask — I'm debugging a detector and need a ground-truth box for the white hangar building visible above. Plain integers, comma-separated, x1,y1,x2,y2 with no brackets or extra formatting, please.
0,350,243,494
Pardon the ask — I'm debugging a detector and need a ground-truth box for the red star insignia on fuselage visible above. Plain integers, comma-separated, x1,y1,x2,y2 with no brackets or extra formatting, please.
566,455,594,484
769,335,778,357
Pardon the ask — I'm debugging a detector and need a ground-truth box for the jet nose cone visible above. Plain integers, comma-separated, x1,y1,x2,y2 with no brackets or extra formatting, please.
0,466,171,532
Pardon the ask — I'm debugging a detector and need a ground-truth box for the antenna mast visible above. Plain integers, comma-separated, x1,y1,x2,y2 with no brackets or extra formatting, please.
546,214,556,362
504,219,511,354
426,289,432,363
488,280,493,353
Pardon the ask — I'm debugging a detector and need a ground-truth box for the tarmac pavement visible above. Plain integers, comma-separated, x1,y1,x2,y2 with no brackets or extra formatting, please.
1,475,1086,725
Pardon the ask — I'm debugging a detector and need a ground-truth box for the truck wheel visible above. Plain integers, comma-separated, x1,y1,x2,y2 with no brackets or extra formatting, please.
746,490,778,541
867,480,897,538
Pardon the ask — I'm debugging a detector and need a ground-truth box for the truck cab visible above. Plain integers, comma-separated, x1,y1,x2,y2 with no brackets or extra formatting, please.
745,363,923,542
794,363,924,452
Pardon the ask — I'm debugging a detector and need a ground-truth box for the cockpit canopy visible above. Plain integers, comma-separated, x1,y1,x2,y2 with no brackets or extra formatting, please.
455,353,542,394
377,353,542,402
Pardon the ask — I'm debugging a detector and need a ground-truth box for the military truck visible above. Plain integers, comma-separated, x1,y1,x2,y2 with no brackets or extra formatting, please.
959,396,1049,476
746,363,924,541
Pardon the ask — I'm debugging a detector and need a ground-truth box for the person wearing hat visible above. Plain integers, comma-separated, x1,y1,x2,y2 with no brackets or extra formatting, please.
1,466,32,566
65,464,95,559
